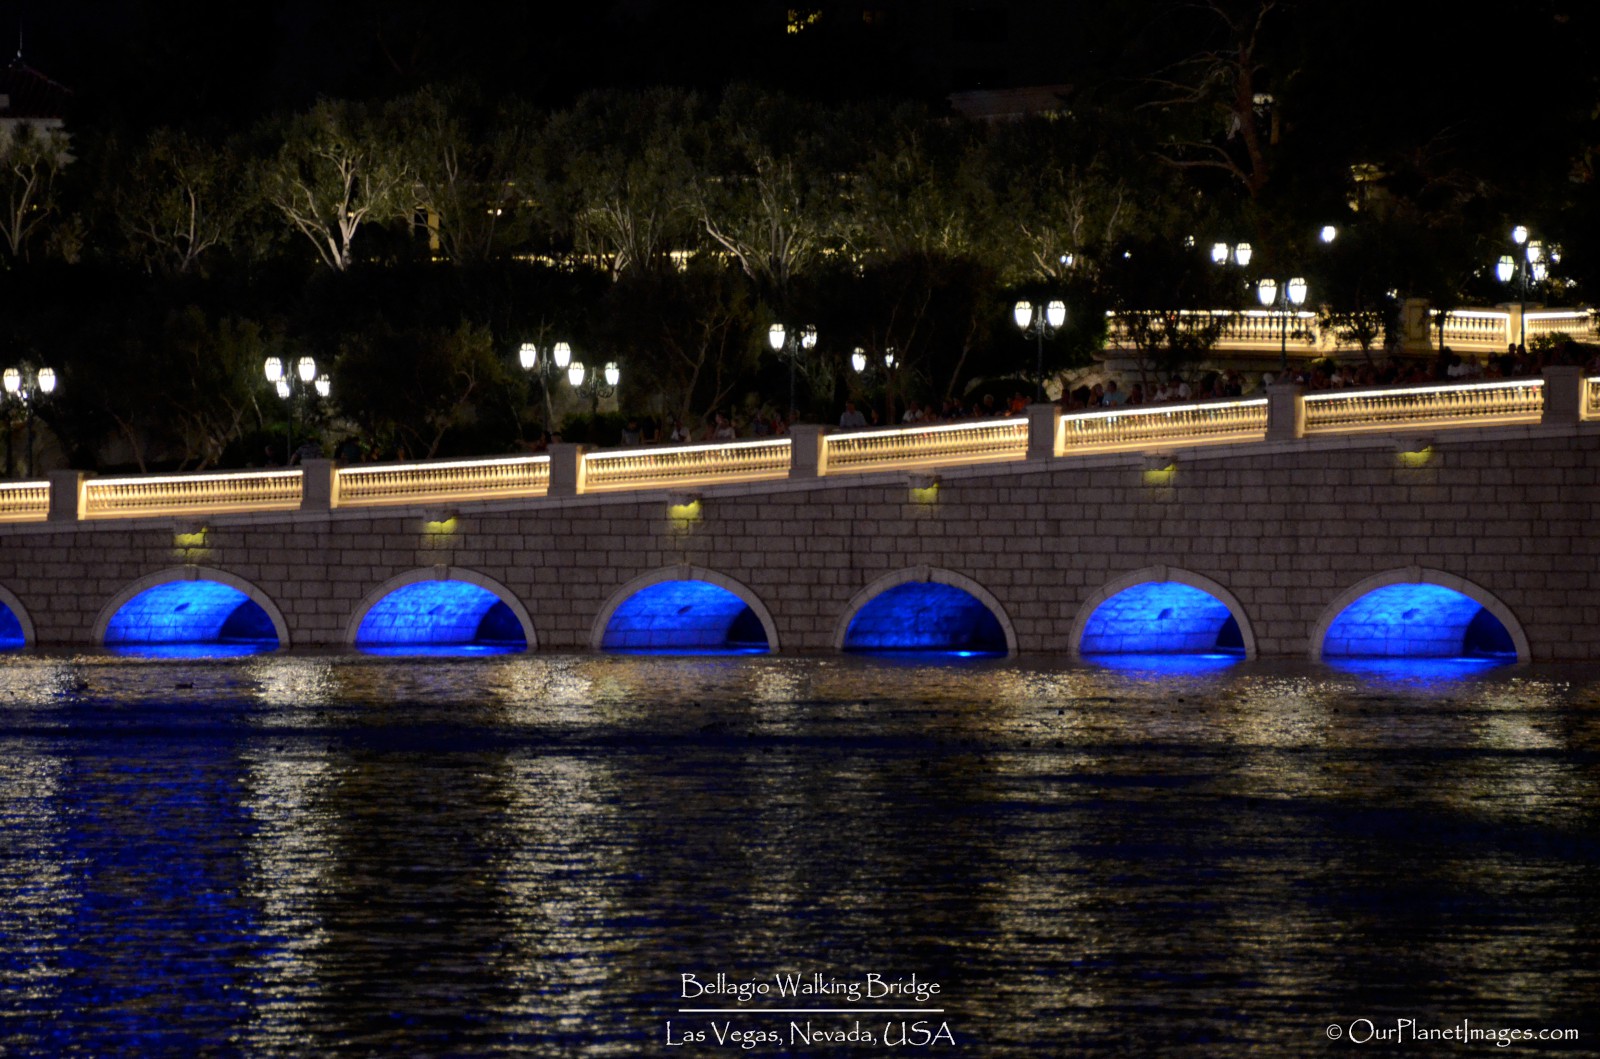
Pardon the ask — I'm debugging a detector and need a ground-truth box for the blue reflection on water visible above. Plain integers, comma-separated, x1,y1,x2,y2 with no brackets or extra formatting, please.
1084,651,1244,674
1326,656,1515,686
104,643,278,660
0,601,23,649
605,646,771,657
104,581,278,647
843,582,1007,652
356,581,526,649
356,643,527,658
847,649,1006,664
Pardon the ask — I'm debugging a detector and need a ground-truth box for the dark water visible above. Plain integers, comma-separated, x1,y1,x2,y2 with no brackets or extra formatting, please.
1,651,1597,1057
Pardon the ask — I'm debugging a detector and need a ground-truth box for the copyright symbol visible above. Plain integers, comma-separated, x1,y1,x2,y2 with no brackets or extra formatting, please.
1327,1024,1343,1040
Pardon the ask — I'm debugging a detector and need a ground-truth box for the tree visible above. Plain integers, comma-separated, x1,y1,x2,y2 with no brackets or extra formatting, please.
116,128,250,275
260,100,412,271
0,122,71,261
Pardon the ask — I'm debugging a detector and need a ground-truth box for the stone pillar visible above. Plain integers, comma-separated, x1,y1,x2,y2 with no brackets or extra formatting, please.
1398,297,1433,355
300,458,337,511
1541,364,1585,425
548,443,586,496
47,470,87,522
1026,402,1060,460
1265,382,1305,441
788,424,828,479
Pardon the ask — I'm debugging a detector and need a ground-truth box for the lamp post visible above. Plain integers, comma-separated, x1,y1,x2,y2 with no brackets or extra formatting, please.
1495,225,1547,351
565,358,621,416
264,355,331,464
1210,241,1254,268
519,340,573,437
850,347,899,423
1012,299,1066,402
767,323,817,419
2,363,58,477
1256,276,1309,373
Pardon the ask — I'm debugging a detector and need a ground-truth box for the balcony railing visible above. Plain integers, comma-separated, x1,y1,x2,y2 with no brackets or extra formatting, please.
0,481,49,523
582,439,790,492
338,456,550,507
9,375,1593,524
1061,399,1268,454
81,469,304,519
1303,378,1544,434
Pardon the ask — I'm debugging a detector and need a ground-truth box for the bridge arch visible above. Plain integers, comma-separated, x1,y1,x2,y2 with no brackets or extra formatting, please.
590,566,778,653
0,583,35,649
833,566,1016,655
1313,568,1528,662
346,567,535,650
1071,567,1256,660
94,566,288,649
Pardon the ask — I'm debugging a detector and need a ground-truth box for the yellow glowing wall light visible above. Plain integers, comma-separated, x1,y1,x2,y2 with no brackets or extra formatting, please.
668,495,702,521
1394,438,1433,467
908,473,940,504
422,510,459,534
173,529,208,548
1142,456,1177,485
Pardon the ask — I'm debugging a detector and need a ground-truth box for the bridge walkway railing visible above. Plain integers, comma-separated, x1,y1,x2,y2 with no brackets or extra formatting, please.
3,370,1594,525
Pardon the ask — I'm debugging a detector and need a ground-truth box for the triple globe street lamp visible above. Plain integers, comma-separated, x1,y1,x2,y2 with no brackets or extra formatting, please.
2,363,58,478
1496,224,1550,351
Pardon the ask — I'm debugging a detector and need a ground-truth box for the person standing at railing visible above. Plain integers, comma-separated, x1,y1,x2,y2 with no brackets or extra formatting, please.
839,401,867,429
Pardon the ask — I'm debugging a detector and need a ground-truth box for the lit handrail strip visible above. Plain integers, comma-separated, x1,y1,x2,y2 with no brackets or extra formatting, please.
0,481,49,523
583,439,791,491
1060,398,1267,453
823,419,1028,472
337,455,550,506
1303,378,1543,433
82,469,303,519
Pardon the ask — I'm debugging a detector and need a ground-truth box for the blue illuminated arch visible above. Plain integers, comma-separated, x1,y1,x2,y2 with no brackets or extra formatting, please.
592,566,777,653
1073,568,1255,660
95,568,286,650
834,567,1015,655
348,568,533,652
1317,571,1525,661
0,584,32,649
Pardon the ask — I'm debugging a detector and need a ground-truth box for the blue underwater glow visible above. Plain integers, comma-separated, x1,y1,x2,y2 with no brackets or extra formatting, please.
105,643,278,660
103,581,278,648
0,601,23,649
1323,583,1516,659
1080,581,1243,655
843,581,1007,653
355,581,527,651
601,580,770,654
1084,651,1244,675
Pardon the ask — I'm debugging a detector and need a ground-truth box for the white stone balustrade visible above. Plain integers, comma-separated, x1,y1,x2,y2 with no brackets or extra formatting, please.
1060,399,1269,454
336,456,550,507
0,481,49,523
1303,378,1543,434
1435,310,1511,351
1587,377,1600,417
582,439,791,492
1524,311,1597,343
81,469,304,519
823,419,1029,473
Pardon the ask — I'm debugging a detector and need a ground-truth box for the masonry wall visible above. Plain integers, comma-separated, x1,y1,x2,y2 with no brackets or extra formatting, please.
2,423,1596,660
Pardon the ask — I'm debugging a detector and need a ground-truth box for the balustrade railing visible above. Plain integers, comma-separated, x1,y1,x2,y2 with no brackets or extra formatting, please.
1304,378,1543,433
81,469,303,519
11,377,1596,525
1434,311,1510,351
582,440,790,492
1060,399,1268,454
337,456,550,507
824,418,1029,472
0,481,49,523
1524,311,1597,343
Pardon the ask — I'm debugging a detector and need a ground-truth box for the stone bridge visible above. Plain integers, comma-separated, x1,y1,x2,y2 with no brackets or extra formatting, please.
1,371,1596,663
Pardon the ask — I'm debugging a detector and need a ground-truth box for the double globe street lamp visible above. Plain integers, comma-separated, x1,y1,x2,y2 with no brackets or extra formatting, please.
519,340,572,435
566,357,621,415
767,323,817,419
264,355,331,463
2,363,58,477
1013,298,1065,402
1256,276,1309,373
1495,225,1548,351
